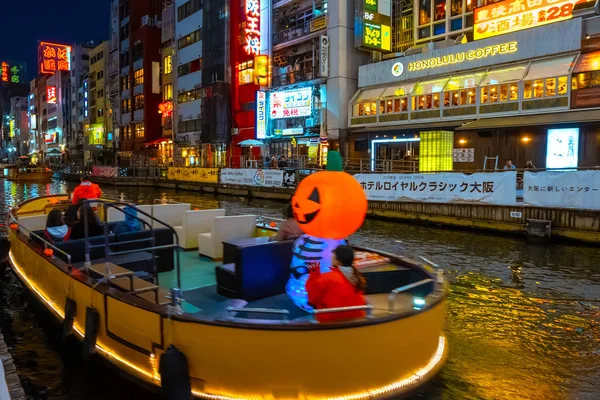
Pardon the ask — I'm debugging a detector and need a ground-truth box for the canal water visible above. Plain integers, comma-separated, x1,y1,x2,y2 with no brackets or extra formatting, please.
1,179,599,400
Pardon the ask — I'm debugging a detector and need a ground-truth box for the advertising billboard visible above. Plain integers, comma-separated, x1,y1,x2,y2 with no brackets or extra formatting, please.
46,86,57,104
269,88,312,119
355,0,392,52
0,60,26,83
474,0,594,41
256,91,267,139
546,128,579,169
39,41,72,74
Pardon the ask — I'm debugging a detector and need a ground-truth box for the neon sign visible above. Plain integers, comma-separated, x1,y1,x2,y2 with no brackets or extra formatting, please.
39,42,72,74
158,101,173,117
256,91,267,139
1,62,8,82
358,0,392,52
47,86,57,104
244,0,260,55
269,88,312,119
44,133,57,144
407,41,518,72
474,0,594,41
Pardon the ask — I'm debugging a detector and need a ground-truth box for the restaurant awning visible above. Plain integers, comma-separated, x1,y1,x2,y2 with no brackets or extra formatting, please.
457,110,600,131
144,138,169,146
353,120,472,133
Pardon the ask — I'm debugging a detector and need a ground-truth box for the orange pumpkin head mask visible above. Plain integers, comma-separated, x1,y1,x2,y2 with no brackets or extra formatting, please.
292,152,367,239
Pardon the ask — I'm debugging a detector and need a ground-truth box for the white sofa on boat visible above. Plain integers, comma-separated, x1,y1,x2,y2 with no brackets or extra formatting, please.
18,214,48,237
151,203,191,229
173,209,226,249
107,205,153,228
197,215,257,260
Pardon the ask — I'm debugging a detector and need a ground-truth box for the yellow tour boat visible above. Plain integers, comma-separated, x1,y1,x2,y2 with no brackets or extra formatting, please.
5,166,54,182
7,164,447,399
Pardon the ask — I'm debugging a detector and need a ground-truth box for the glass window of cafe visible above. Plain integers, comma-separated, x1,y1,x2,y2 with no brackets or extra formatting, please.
479,64,527,104
417,0,476,41
353,88,385,116
411,78,449,110
523,55,575,99
571,51,600,90
379,84,414,113
442,72,485,107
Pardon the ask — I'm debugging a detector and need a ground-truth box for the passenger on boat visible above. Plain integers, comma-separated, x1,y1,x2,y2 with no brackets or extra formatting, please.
64,205,79,227
44,209,71,242
306,245,367,322
72,175,102,205
272,204,304,241
112,206,143,234
70,205,104,240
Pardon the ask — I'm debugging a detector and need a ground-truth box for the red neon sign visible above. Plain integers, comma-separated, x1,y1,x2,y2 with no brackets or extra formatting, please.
158,101,173,117
1,62,8,82
244,0,260,55
39,42,72,74
47,86,57,104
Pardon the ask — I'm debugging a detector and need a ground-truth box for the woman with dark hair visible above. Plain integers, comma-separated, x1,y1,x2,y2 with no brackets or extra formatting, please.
69,205,104,240
272,204,304,241
64,204,80,227
44,209,71,242
306,245,367,322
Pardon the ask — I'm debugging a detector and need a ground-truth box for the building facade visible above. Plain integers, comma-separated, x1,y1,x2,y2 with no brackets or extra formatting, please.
118,0,164,165
67,43,94,164
158,1,175,165
350,4,600,171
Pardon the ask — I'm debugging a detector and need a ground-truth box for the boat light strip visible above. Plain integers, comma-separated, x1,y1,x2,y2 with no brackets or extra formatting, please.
9,250,446,400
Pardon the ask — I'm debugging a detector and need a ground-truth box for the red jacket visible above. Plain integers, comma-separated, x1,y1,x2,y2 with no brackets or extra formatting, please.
306,267,366,323
72,181,102,204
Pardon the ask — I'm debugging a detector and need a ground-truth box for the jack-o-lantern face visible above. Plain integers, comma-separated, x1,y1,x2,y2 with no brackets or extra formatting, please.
292,171,367,239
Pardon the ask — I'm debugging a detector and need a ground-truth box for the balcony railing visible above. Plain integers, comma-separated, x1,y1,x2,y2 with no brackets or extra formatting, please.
273,16,326,46
272,66,319,87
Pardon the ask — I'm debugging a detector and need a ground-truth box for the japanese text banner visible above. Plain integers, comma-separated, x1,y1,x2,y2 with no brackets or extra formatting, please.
220,168,297,188
167,167,219,183
354,172,517,205
523,171,600,210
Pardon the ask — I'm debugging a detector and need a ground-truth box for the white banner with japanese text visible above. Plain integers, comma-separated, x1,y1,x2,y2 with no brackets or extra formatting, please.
523,171,600,210
220,168,297,188
354,172,517,205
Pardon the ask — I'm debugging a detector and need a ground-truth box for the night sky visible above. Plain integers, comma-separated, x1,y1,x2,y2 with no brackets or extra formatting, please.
0,0,111,80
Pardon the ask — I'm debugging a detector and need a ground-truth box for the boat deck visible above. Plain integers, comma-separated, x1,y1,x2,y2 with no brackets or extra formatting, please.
160,250,415,322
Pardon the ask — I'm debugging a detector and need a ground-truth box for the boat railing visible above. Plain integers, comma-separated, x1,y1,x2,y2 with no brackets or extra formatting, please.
388,278,434,313
226,306,290,322
83,201,182,289
312,304,374,321
10,214,73,268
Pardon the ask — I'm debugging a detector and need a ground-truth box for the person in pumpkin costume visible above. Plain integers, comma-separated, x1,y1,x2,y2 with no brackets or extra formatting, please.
286,151,368,310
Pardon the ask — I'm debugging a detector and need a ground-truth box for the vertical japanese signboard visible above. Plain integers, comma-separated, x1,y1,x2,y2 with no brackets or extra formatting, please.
474,0,594,41
243,0,260,55
0,61,26,83
355,0,392,52
39,42,72,74
256,91,267,139
46,86,57,104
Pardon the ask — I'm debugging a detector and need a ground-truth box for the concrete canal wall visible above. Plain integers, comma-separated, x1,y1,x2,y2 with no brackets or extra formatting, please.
54,171,600,244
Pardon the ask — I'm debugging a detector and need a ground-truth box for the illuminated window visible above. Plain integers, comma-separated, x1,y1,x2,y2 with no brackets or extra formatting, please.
134,94,144,110
134,69,144,86
164,83,173,101
442,73,484,107
164,55,172,74
178,29,202,49
178,58,202,76
135,123,145,138
121,98,131,113
121,75,130,91
177,0,202,22
238,61,254,85
418,0,474,41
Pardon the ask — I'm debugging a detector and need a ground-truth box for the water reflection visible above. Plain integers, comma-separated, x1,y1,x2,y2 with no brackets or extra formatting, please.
1,179,599,399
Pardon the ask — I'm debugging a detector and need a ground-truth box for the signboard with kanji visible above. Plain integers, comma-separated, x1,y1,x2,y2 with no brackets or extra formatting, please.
355,0,391,52
243,0,260,56
39,42,72,74
474,0,594,41
354,172,517,204
46,86,57,104
269,88,312,119
524,171,600,210
0,60,26,83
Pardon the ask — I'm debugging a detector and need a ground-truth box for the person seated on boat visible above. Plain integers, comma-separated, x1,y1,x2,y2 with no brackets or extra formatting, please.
64,204,79,227
112,206,143,234
306,245,367,323
44,209,71,242
271,204,303,242
72,174,102,205
70,205,104,240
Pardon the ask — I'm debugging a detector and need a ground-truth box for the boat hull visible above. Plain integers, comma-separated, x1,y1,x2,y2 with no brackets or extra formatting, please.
6,171,53,181
8,200,448,399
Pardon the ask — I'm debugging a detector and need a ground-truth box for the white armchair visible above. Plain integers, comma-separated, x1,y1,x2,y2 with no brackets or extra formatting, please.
197,215,257,260
151,203,191,229
173,209,226,249
18,214,48,237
